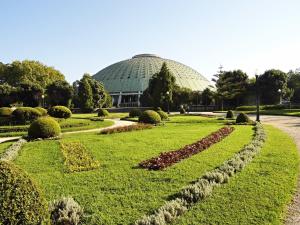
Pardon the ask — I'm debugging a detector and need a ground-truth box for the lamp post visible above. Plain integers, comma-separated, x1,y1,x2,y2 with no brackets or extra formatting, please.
278,89,282,104
255,74,260,122
166,91,170,114
41,94,45,108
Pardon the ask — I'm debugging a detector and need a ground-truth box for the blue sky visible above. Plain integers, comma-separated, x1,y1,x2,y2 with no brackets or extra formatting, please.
1,0,300,83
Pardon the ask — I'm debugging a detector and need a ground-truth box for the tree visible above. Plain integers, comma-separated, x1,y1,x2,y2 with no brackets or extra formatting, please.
78,75,93,112
46,80,73,107
287,70,300,103
214,69,248,108
141,63,176,110
258,69,288,104
0,83,16,107
74,74,111,111
172,87,193,109
16,82,43,107
0,60,65,89
201,88,215,106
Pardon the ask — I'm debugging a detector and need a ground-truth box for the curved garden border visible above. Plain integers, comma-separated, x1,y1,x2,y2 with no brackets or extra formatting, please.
135,123,266,225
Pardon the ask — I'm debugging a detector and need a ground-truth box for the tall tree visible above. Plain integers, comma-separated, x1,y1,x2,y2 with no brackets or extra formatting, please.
214,69,248,107
258,69,289,104
16,82,43,107
0,60,65,89
201,88,215,106
0,83,16,107
46,80,73,107
141,63,176,109
78,75,94,112
287,70,300,103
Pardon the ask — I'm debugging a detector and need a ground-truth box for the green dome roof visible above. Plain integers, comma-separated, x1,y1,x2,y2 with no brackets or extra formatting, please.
93,54,210,93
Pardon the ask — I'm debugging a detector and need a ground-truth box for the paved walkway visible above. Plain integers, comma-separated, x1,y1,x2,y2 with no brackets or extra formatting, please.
0,119,135,143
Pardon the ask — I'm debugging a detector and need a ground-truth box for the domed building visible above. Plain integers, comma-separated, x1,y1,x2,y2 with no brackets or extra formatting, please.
93,54,211,107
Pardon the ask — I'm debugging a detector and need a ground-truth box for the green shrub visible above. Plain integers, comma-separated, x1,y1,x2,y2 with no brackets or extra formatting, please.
154,107,162,111
98,108,109,117
34,107,47,116
263,104,285,110
157,110,168,120
129,108,142,118
236,113,250,123
0,107,13,117
139,110,161,124
0,160,49,224
48,106,72,119
226,110,234,119
180,108,186,114
28,117,61,139
49,197,83,225
12,107,42,123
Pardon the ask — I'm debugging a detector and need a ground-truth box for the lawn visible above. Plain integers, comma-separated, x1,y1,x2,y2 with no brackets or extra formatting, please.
15,116,253,224
13,116,299,224
0,113,115,137
174,125,299,225
0,141,13,154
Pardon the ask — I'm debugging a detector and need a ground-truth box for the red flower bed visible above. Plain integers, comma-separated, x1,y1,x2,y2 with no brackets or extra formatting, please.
139,126,235,170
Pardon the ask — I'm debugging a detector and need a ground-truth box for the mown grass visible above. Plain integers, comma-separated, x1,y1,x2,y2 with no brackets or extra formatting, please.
0,141,13,154
15,116,253,224
174,125,299,225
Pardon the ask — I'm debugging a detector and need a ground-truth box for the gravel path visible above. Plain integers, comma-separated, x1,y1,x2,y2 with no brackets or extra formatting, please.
0,119,135,143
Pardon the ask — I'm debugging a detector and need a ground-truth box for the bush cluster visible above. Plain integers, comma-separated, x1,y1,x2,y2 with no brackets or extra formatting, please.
139,126,235,170
0,160,49,225
139,110,161,124
100,123,153,134
135,123,266,225
236,113,250,123
226,110,234,119
156,110,169,121
98,108,109,117
129,108,142,118
28,117,61,139
49,197,83,225
0,138,27,161
60,141,100,172
0,107,13,117
12,107,42,123
34,107,48,116
48,106,72,119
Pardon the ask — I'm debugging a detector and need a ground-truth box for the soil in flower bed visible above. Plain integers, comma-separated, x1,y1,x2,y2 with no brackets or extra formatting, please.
139,126,235,170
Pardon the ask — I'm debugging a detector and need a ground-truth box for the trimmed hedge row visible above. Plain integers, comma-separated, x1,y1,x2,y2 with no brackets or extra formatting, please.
135,123,266,225
139,126,235,170
60,142,100,173
100,123,153,134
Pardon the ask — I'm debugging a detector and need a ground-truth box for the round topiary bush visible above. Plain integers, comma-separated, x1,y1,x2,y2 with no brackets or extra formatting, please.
226,110,234,119
180,108,186,114
12,107,42,123
157,110,168,120
129,108,142,118
48,106,72,119
0,107,13,117
236,113,250,123
139,110,161,124
35,107,48,116
154,107,162,111
0,160,49,225
98,108,109,117
28,117,61,139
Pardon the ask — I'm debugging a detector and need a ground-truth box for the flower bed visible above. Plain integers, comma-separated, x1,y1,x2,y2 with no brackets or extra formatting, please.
60,141,100,172
100,123,152,134
139,126,235,170
135,123,266,225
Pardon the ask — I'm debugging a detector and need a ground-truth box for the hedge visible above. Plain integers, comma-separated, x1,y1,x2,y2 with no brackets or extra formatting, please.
0,107,13,117
48,106,72,119
139,110,161,124
12,107,42,123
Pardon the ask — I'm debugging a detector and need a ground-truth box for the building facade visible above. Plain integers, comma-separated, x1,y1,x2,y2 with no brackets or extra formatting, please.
93,54,211,107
